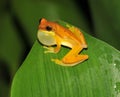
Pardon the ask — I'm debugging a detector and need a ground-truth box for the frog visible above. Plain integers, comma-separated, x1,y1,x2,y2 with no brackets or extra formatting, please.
37,18,88,66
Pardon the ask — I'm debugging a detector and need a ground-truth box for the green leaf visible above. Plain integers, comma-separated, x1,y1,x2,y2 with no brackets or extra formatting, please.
11,20,120,97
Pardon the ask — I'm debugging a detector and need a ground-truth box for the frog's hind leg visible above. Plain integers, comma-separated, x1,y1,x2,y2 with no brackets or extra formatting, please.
61,54,88,66
52,46,88,66
67,25,87,48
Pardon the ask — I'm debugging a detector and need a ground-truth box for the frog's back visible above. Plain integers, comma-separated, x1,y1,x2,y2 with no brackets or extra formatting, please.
66,25,87,48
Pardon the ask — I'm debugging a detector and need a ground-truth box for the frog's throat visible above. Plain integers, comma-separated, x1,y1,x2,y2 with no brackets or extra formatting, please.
37,30,56,46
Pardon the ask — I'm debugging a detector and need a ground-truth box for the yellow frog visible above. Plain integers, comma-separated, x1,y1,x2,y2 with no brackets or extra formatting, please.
37,18,88,66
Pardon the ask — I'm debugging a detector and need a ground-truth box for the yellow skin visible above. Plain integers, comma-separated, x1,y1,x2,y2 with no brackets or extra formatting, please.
37,18,88,66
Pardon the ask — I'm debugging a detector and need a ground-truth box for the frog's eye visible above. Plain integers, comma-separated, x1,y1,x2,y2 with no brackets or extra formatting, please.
46,26,52,31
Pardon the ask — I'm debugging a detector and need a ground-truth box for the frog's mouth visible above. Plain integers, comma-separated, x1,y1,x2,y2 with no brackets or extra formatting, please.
37,30,56,46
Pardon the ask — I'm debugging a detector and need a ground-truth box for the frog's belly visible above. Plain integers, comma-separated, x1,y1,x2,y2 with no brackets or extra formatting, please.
61,39,77,48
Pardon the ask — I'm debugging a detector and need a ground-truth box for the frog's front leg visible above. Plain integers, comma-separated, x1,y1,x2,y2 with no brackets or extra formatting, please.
43,38,61,53
52,45,88,66
53,36,62,53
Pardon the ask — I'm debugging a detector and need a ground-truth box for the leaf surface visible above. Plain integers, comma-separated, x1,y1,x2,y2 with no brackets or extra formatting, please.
11,21,120,97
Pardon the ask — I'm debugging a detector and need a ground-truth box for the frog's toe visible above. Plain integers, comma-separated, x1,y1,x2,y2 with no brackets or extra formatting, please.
51,58,75,66
51,59,63,65
43,46,54,53
44,50,53,53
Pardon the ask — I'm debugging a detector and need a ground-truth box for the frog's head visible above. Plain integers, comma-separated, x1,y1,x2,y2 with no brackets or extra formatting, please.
37,18,56,46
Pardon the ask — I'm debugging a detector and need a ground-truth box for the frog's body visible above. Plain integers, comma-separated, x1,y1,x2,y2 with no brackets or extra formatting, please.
37,18,88,66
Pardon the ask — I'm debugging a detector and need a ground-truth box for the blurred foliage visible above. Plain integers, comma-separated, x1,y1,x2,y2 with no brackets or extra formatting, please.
0,0,120,97
88,0,120,51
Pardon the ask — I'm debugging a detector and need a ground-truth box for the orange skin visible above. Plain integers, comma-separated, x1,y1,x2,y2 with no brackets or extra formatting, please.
37,18,88,66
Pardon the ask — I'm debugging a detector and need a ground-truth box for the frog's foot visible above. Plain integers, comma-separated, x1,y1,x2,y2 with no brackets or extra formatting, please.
62,55,88,66
52,55,88,66
51,58,80,67
43,46,55,53
51,55,88,67
51,59,64,65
